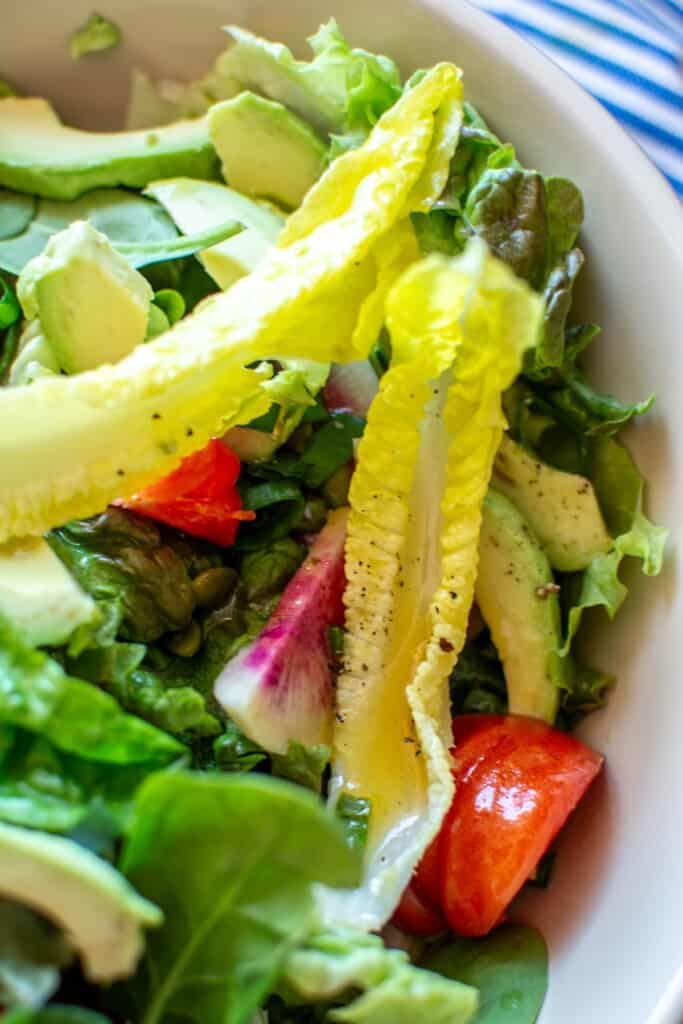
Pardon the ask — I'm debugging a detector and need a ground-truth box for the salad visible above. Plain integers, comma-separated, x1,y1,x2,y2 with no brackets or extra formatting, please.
0,14,667,1024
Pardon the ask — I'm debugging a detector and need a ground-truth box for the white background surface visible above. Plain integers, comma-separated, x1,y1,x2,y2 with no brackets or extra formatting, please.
2,1,683,1020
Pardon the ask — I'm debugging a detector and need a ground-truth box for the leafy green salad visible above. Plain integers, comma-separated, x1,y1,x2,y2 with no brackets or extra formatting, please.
0,14,667,1024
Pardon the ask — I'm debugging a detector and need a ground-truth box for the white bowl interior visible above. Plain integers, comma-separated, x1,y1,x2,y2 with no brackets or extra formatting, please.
2,2,683,1021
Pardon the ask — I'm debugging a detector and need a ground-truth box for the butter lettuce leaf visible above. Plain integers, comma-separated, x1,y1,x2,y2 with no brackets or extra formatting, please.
0,64,462,543
320,240,542,930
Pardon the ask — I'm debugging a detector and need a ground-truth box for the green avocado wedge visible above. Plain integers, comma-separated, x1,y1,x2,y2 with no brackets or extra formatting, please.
0,822,162,983
476,489,565,723
0,98,218,200
493,435,612,571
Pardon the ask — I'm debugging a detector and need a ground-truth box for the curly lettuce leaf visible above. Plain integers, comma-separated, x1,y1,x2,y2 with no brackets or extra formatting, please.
216,20,402,139
319,240,542,929
561,437,667,652
0,64,462,543
278,930,477,1023
0,724,157,835
0,613,184,765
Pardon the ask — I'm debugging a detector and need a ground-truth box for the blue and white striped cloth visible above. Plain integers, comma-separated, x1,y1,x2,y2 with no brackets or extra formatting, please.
471,0,683,196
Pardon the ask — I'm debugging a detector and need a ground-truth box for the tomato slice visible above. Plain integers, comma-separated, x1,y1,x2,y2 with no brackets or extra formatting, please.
118,439,254,546
392,879,446,936
416,714,603,937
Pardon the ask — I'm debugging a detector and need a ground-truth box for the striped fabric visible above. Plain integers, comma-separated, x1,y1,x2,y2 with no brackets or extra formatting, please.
470,0,683,196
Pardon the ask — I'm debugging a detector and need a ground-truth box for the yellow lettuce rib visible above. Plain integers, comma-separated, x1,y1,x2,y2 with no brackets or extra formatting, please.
0,64,462,543
319,241,543,930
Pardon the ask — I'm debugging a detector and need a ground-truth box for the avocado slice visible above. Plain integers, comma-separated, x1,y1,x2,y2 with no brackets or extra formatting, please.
145,177,284,290
0,97,218,201
476,489,566,723
0,537,98,648
493,434,612,571
0,822,161,982
209,93,328,210
18,221,153,374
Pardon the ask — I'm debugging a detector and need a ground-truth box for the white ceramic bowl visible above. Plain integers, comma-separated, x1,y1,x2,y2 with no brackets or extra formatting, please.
3,2,682,1021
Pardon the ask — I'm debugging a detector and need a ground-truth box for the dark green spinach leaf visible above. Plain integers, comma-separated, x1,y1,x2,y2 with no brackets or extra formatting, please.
423,923,548,1024
119,771,361,1024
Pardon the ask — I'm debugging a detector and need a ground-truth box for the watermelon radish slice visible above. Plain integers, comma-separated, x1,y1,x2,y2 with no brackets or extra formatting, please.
324,361,378,417
214,508,348,753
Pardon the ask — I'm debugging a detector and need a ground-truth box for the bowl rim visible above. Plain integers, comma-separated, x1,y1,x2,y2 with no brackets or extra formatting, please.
428,0,682,226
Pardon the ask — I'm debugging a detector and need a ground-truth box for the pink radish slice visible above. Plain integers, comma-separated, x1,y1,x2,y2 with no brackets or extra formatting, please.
214,508,348,754
324,361,379,417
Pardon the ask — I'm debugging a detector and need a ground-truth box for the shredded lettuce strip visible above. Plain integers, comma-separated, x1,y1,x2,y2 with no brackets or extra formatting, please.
318,242,543,930
0,64,462,543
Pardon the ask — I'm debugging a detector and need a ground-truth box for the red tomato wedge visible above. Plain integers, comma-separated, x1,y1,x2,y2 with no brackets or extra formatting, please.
392,879,446,936
414,714,603,937
118,439,254,546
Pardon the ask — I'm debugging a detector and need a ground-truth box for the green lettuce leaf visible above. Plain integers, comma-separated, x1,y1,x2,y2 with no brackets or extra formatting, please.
70,14,121,59
279,930,478,1023
68,644,221,738
271,741,331,792
561,437,667,651
240,538,305,602
449,633,507,716
0,613,184,764
0,898,73,1009
216,20,402,139
335,795,371,854
49,508,200,646
212,719,268,773
119,771,361,1024
0,724,157,834
3,1008,111,1024
423,923,548,1024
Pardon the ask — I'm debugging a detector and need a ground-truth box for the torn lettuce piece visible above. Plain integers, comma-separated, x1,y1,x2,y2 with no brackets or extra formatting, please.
0,724,160,836
0,613,184,765
48,508,199,646
215,20,402,138
0,63,462,542
561,437,667,652
278,930,478,1023
319,240,542,930
271,741,331,792
70,14,121,59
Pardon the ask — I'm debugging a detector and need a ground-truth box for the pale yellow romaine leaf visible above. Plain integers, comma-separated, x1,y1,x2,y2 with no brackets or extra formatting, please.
0,65,462,542
318,240,543,930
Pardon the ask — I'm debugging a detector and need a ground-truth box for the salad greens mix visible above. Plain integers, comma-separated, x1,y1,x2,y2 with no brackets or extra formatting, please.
0,14,666,1024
